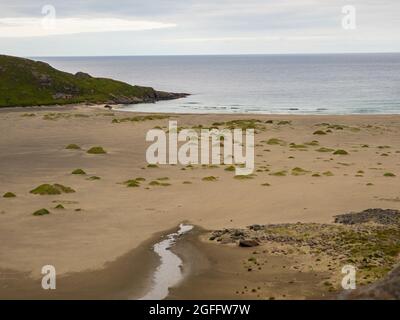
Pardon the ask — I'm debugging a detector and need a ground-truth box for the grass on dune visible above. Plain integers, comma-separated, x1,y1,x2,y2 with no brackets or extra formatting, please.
30,183,75,195
87,146,107,154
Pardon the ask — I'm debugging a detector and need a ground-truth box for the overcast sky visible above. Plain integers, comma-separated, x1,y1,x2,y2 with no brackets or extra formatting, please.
0,0,399,56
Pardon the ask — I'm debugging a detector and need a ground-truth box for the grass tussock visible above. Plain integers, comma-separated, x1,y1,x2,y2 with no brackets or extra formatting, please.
149,180,171,186
234,174,255,180
266,138,286,146
269,170,287,177
291,167,310,176
3,192,16,198
65,144,81,150
30,184,75,195
316,147,334,153
289,143,308,150
112,115,169,123
225,165,236,172
87,176,101,180
33,208,50,216
71,168,86,175
384,172,396,177
202,176,218,182
87,146,107,154
333,149,349,155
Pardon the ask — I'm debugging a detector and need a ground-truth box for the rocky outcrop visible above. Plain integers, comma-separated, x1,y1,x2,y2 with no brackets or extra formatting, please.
334,208,400,225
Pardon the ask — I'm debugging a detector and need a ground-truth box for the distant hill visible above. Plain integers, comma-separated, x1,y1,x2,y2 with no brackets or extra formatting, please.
0,55,187,108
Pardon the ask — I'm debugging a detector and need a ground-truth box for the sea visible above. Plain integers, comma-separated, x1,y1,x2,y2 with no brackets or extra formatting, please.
36,53,400,115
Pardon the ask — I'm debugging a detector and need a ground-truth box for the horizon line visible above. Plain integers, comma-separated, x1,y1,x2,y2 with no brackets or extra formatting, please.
27,51,400,59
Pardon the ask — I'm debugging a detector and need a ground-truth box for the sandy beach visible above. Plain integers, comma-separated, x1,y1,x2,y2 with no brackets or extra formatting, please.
1,106,400,299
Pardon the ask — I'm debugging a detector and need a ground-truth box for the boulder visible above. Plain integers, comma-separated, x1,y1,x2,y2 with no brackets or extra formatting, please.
239,239,259,247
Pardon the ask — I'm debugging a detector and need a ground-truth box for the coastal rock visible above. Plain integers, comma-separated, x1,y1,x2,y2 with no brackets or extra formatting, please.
334,208,400,225
239,239,259,247
75,71,92,79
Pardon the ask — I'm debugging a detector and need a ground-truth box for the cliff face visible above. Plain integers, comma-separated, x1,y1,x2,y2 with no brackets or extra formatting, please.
0,55,188,107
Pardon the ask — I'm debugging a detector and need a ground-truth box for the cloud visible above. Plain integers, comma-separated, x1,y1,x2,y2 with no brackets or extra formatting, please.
0,16,176,38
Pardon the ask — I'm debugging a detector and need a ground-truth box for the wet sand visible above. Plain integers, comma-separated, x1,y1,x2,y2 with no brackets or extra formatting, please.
1,105,400,298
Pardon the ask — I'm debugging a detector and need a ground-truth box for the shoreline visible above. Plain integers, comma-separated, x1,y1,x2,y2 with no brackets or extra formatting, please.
2,102,400,117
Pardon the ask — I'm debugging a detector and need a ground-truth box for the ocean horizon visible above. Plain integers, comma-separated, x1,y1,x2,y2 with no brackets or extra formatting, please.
37,53,400,115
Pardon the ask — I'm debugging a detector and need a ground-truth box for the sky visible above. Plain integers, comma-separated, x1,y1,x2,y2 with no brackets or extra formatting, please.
0,0,399,56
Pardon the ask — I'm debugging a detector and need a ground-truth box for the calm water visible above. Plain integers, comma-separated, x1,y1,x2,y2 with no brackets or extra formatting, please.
37,54,400,114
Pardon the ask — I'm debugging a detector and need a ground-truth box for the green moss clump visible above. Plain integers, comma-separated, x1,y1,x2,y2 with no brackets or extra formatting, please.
54,204,65,209
267,138,285,146
316,147,334,153
304,140,319,146
112,115,169,123
383,172,396,177
313,130,327,135
33,208,50,216
323,171,334,176
71,169,86,175
30,184,75,195
127,180,140,187
234,174,255,180
277,120,291,125
270,170,287,177
149,180,171,186
202,176,218,182
291,167,310,176
147,164,158,168
30,184,60,195
333,149,349,155
289,143,307,149
157,177,169,181
87,176,101,180
87,146,107,154
65,144,81,150
225,165,235,172
53,184,75,193
224,119,264,131
3,192,16,198
261,183,271,186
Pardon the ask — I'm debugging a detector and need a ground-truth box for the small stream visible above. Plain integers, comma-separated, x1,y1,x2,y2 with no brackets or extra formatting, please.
139,224,193,300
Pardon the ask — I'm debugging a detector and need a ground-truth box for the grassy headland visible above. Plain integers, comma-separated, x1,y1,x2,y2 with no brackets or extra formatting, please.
0,55,187,107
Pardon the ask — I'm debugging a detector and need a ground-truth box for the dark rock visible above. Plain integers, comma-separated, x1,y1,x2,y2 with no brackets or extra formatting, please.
249,224,264,231
75,71,92,79
239,239,259,247
334,208,400,225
